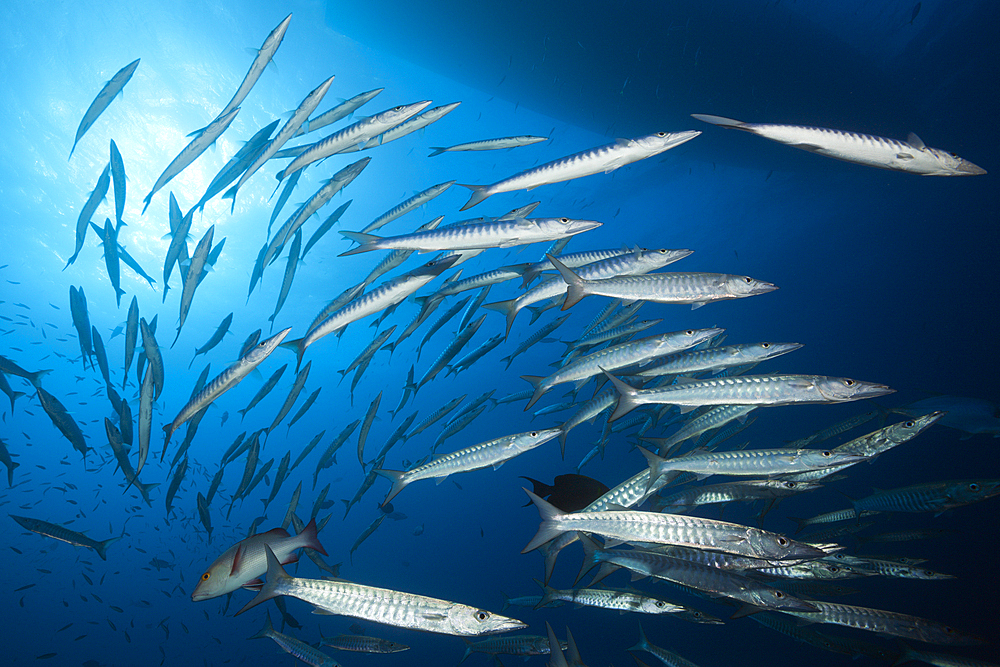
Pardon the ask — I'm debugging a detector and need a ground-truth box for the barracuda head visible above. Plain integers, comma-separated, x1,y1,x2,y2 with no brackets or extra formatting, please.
243,327,292,364
943,479,1000,508
750,588,818,613
724,274,778,298
629,130,702,155
445,606,527,636
739,342,804,363
797,448,868,469
887,411,946,442
748,530,829,561
655,327,723,356
927,147,987,176
634,247,694,272
815,377,895,402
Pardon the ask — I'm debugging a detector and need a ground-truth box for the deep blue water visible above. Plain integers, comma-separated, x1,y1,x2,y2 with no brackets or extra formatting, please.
1,0,998,665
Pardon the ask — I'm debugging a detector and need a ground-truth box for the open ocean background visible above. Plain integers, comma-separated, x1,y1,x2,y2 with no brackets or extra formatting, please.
1,0,998,665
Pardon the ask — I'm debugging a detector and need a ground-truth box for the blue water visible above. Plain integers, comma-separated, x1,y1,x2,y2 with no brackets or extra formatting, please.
1,0,998,664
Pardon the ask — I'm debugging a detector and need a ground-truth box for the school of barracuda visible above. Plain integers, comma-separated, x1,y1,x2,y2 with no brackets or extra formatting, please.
1,11,996,667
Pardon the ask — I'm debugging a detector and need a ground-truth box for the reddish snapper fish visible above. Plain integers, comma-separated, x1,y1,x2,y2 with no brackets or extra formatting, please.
191,518,326,601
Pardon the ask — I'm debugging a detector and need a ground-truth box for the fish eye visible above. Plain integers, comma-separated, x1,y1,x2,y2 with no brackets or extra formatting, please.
828,566,840,573
685,330,694,335
773,591,784,598
761,342,770,348
201,572,211,581
776,537,788,546
783,481,796,488
844,379,856,386
821,450,832,457
560,218,570,223
658,249,667,253
394,106,405,111
657,132,666,137
743,276,752,283
905,420,915,427
529,431,538,437
475,611,491,621
969,483,980,492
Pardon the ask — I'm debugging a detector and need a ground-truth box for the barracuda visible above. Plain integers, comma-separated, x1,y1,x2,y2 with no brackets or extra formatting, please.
484,248,691,338
361,181,455,234
375,428,560,504
294,87,384,137
533,329,722,412
238,546,526,636
69,58,140,160
279,101,431,180
340,217,601,257
458,131,701,210
141,107,240,214
692,114,986,176
430,135,548,157
283,256,458,370
524,487,829,562
162,328,289,450
604,371,894,422
224,75,335,208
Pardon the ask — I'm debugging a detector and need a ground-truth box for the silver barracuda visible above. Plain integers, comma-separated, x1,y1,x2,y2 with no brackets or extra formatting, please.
284,256,458,369
485,248,691,338
214,14,291,122
10,515,122,561
35,386,89,460
429,135,548,157
641,405,757,455
778,601,984,645
523,489,828,561
340,102,461,153
162,328,289,447
172,225,214,346
850,479,1000,515
322,634,409,654
295,87,384,137
339,217,601,256
603,371,895,422
279,101,431,180
550,255,777,310
375,428,560,504
264,158,371,269
638,445,867,484
303,200,353,260
69,58,140,159
523,247,636,287
536,581,684,615
654,479,822,513
224,75,335,208
141,107,240,214
522,328,722,410
238,546,526,636
363,217,444,288
692,114,986,176
65,163,111,268
458,131,701,210
579,540,817,616
249,613,339,667
636,342,804,378
361,181,455,234
416,314,486,389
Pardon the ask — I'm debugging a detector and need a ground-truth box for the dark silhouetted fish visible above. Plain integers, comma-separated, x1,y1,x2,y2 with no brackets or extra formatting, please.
520,474,609,512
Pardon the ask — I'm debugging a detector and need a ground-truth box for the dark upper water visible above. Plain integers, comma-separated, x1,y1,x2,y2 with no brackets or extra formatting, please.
1,0,998,665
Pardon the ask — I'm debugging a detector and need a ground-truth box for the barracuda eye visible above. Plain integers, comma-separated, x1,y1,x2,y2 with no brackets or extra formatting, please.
844,379,856,386
821,450,832,457
969,483,980,492
393,106,405,111
529,431,538,437
201,572,211,581
773,590,784,599
658,249,667,254
828,566,840,573
685,330,695,335
560,218,570,223
743,276,752,283
657,132,666,137
783,481,796,488
761,342,770,348
905,420,915,427
475,610,491,621
776,536,789,547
